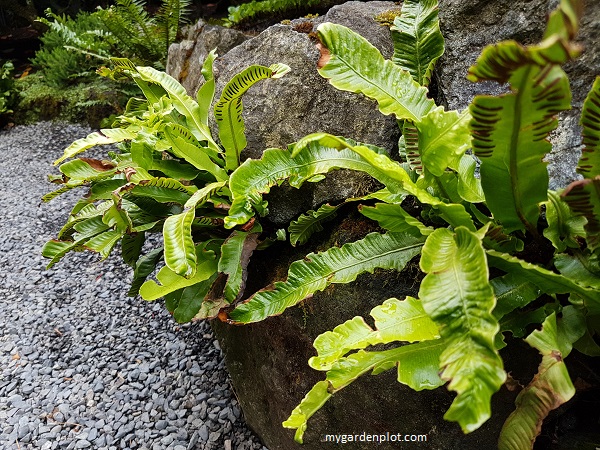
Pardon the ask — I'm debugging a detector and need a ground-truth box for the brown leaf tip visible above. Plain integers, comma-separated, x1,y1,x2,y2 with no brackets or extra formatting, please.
316,42,331,70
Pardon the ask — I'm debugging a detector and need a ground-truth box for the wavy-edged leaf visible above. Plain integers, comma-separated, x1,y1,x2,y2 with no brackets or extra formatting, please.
562,176,600,253
554,252,600,289
491,273,543,319
149,159,197,181
197,49,217,126
308,134,475,229
317,22,435,122
42,240,82,268
59,158,117,181
283,381,332,444
285,339,445,444
128,247,164,296
53,128,136,165
163,182,226,277
310,297,439,371
225,140,386,228
487,249,600,313
58,205,104,240
135,65,220,152
402,121,422,173
289,204,339,246
457,154,485,203
483,223,525,253
140,250,217,301
72,216,111,241
309,317,377,372
215,63,290,171
289,133,475,230
84,230,124,258
543,189,587,251
372,296,439,343
103,203,132,233
173,275,217,323
328,340,446,393
122,232,145,267
163,127,227,181
498,309,585,450
130,177,196,204
230,232,425,323
419,227,505,433
42,182,86,202
130,140,154,171
42,215,114,267
218,227,261,304
574,313,600,357
578,76,600,177
418,108,471,177
390,0,444,86
470,63,571,233
359,203,432,236
500,305,553,340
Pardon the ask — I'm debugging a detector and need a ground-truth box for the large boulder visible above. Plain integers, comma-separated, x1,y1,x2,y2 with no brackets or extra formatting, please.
164,1,600,449
196,2,400,225
213,214,528,450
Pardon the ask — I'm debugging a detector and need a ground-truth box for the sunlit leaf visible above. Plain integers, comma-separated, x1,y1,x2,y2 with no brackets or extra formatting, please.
230,232,425,323
420,227,505,432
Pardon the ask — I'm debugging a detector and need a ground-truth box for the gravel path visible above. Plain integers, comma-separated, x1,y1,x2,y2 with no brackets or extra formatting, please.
0,122,267,450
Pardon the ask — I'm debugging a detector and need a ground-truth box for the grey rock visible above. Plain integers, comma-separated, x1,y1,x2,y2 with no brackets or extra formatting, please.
154,419,167,431
209,1,398,160
167,20,250,96
166,1,400,225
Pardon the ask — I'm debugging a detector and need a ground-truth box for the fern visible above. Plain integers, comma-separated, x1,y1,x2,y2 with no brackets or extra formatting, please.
96,0,191,69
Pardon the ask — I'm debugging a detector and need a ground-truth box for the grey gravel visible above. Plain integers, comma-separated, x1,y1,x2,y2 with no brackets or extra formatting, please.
0,122,269,450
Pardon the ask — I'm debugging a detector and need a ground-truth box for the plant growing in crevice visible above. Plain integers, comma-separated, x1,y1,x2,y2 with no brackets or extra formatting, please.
219,0,600,447
42,53,290,323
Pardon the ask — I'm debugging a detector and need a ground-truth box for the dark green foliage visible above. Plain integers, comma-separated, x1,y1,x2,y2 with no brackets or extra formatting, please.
32,9,117,87
0,60,16,120
95,0,192,70
31,0,190,88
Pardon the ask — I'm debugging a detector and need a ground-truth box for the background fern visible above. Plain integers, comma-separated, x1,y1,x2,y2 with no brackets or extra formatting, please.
32,9,116,87
96,0,191,69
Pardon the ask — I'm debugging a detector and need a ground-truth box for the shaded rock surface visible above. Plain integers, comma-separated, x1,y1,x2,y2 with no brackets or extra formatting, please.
213,213,529,450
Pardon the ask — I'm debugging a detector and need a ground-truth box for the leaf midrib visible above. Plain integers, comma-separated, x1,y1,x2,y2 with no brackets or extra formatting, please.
244,240,424,317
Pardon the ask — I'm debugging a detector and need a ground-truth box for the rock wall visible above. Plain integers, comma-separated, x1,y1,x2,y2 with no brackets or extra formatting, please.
166,2,600,449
